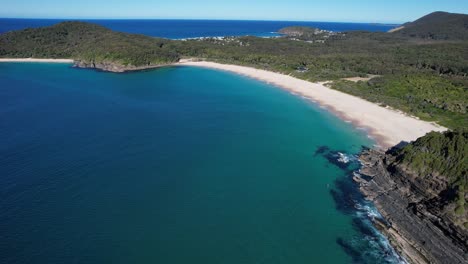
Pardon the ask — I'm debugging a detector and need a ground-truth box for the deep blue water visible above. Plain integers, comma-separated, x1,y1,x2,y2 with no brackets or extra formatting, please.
0,18,399,38
0,63,404,263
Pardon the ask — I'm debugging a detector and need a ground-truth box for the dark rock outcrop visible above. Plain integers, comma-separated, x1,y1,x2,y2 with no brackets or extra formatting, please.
355,149,467,263
73,60,174,73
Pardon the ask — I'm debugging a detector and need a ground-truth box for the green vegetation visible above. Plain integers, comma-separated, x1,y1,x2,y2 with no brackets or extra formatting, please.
0,12,467,128
170,27,467,128
332,75,467,129
397,130,467,183
394,130,467,217
393,11,468,40
0,22,179,66
172,34,467,78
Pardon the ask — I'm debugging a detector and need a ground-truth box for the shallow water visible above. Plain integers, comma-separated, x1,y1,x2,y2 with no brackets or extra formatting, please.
0,63,401,263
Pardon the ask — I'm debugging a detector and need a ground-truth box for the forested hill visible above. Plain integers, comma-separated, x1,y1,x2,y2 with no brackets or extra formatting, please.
0,21,180,70
391,11,468,40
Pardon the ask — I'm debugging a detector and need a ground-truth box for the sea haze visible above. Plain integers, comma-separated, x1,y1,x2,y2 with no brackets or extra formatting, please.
0,63,403,263
0,18,398,38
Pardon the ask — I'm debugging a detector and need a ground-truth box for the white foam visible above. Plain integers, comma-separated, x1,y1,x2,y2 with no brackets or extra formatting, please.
354,200,408,263
337,152,350,163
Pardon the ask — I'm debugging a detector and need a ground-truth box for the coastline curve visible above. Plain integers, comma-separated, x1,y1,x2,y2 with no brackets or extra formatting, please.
177,60,447,149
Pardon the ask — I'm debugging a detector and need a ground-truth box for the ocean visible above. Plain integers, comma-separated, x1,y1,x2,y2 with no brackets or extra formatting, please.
0,63,403,263
0,18,398,38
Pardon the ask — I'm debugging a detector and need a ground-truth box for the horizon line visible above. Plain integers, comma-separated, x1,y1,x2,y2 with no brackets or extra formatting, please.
0,16,405,25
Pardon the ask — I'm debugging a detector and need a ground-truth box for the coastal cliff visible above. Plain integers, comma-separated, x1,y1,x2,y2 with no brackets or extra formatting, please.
355,131,467,263
73,60,176,73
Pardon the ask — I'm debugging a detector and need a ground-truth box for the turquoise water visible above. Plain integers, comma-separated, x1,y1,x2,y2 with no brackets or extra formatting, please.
0,63,400,263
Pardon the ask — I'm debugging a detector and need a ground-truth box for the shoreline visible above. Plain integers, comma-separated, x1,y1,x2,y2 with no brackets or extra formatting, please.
357,149,468,263
2,57,455,263
176,60,446,149
0,58,74,63
0,58,171,72
0,57,447,148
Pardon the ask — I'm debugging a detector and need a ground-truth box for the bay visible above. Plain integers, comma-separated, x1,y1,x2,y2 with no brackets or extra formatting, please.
0,63,401,263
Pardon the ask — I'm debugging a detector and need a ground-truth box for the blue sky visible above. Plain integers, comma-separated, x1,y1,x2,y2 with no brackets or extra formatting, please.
0,0,467,23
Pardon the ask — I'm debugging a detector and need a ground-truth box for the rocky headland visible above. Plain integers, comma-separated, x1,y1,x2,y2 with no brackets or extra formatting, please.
73,60,173,73
354,131,467,263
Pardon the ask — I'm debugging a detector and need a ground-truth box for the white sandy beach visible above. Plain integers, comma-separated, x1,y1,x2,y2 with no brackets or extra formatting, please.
0,57,446,148
0,58,74,63
178,60,446,148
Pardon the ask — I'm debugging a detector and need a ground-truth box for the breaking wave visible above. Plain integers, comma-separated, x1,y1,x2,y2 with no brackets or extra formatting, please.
315,145,407,263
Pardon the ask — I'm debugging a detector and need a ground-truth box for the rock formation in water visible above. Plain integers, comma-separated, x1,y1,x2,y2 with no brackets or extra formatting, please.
355,131,467,263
